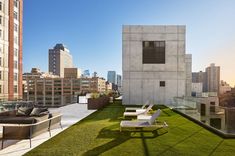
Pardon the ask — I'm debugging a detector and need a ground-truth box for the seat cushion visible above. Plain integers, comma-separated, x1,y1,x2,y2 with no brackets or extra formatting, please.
34,114,49,122
120,121,150,127
0,116,36,124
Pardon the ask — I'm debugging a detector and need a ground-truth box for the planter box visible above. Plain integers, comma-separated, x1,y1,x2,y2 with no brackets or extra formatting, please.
87,96,110,110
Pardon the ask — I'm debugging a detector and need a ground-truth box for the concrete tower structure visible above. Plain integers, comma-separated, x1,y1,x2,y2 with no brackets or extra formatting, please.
122,25,192,105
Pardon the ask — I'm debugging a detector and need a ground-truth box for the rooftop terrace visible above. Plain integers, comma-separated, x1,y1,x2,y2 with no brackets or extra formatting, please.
24,101,235,156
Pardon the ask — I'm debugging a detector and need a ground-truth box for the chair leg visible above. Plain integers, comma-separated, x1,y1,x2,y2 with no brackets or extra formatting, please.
29,138,32,148
49,129,51,137
1,139,4,149
48,120,52,137
29,126,32,148
2,126,5,149
60,122,63,130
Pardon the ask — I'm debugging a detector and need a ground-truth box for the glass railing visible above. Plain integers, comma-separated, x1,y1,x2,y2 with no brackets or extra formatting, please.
0,101,34,113
172,97,235,136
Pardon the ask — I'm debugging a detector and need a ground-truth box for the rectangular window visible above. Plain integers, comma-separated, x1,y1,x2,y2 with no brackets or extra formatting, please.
0,2,2,11
14,85,18,93
143,41,165,64
0,16,2,25
14,36,18,44
14,73,18,81
0,29,2,38
0,85,2,94
14,60,18,69
14,0,18,8
0,57,1,66
14,11,18,20
14,24,18,32
14,48,18,56
160,81,165,87
0,71,2,80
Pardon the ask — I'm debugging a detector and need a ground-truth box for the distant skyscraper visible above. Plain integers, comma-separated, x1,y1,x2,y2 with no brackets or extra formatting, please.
49,44,73,77
107,71,116,84
192,71,207,92
117,74,122,90
93,71,97,77
206,63,220,94
83,70,90,78
0,0,23,100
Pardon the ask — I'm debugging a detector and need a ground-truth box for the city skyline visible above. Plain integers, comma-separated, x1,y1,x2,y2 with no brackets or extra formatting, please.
24,0,235,86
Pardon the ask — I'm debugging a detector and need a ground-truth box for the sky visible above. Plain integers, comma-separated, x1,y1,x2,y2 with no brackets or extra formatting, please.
23,0,235,86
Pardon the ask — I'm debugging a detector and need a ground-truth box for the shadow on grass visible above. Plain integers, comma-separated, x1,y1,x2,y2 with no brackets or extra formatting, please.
82,125,168,156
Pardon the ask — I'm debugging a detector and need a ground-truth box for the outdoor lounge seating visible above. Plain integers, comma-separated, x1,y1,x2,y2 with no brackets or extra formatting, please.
0,107,62,149
123,104,154,117
125,100,149,111
120,109,168,132
137,109,161,122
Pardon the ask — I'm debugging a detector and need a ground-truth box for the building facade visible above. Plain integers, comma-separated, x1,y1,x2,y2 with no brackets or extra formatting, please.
107,71,116,84
220,80,231,95
206,63,220,94
192,71,207,92
117,74,122,91
0,0,23,100
64,68,81,79
122,25,192,105
192,82,203,97
49,44,73,77
23,68,107,106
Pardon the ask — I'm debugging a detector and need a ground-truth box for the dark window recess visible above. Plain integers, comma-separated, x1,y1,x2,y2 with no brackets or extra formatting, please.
143,41,165,64
160,81,165,87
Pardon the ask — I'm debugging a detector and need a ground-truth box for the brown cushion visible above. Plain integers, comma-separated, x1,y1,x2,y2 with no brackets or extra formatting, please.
0,116,36,124
16,107,33,116
30,108,48,116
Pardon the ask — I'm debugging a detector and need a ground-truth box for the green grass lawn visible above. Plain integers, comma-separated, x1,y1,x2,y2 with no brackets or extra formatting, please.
25,101,235,156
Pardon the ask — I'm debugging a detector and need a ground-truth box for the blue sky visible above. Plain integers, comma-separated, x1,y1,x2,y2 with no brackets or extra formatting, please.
24,0,235,85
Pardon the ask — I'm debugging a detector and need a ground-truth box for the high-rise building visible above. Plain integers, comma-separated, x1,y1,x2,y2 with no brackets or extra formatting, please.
83,70,90,78
107,71,116,84
49,44,73,77
192,71,207,92
122,25,192,105
0,0,23,100
117,74,122,91
206,63,220,94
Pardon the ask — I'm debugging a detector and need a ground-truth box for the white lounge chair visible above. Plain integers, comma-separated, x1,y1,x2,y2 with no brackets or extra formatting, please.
125,100,149,111
137,109,161,122
120,110,168,132
123,104,154,117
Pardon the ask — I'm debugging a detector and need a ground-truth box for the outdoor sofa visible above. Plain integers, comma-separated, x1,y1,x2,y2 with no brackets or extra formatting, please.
0,106,62,149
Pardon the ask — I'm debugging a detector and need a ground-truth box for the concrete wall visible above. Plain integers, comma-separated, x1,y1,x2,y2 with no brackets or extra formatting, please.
122,25,192,105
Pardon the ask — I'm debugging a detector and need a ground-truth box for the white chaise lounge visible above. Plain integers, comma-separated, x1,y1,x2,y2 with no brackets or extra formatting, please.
125,100,149,111
120,110,168,132
123,104,154,117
